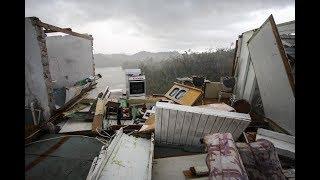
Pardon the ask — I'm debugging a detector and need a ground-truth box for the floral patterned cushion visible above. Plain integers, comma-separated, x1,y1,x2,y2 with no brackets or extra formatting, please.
236,139,286,180
203,133,249,180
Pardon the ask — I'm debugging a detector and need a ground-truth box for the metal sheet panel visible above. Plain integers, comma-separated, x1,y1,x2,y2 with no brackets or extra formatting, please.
242,61,256,101
155,102,251,147
248,15,295,135
256,128,295,159
234,30,255,98
87,129,154,180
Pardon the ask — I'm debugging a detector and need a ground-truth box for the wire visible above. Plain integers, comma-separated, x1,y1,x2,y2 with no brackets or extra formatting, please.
127,130,137,136
96,128,111,138
95,137,109,145
25,135,105,146
101,130,112,138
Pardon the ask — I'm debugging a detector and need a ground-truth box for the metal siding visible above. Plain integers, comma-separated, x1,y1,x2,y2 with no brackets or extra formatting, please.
155,102,251,146
248,19,295,135
234,30,255,98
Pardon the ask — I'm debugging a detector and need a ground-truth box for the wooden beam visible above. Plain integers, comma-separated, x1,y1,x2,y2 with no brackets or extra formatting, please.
44,28,72,33
102,86,110,99
35,20,93,40
92,98,107,133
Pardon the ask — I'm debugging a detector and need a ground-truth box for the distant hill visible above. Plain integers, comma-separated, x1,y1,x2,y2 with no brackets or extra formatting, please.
94,51,181,68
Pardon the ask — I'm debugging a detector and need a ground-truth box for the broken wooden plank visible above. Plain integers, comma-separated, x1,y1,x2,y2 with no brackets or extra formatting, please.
91,98,107,133
35,19,93,40
190,166,209,177
101,86,110,99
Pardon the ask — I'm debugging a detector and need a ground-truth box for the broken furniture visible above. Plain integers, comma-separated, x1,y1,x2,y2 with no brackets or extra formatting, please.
218,76,235,102
192,76,205,89
155,102,251,147
86,128,154,180
176,77,194,86
236,139,286,179
203,133,249,179
203,133,286,180
164,82,203,106
204,82,223,99
256,128,295,159
232,99,251,113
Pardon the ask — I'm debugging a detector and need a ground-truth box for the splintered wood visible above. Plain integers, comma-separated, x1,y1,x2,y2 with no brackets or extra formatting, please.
92,98,107,133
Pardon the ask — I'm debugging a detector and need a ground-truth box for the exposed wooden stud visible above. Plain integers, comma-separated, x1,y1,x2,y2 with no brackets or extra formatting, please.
35,20,93,40
44,28,72,33
92,98,107,133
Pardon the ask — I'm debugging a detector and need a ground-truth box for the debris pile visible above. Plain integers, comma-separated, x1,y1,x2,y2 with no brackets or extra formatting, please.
25,14,295,180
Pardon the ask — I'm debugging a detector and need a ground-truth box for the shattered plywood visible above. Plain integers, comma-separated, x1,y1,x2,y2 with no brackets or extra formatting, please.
139,114,156,133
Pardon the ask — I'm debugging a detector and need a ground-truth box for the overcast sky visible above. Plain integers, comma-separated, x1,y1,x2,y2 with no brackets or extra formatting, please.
25,0,295,54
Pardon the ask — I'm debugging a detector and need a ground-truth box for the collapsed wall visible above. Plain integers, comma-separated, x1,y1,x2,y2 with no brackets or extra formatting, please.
25,17,55,121
46,35,95,89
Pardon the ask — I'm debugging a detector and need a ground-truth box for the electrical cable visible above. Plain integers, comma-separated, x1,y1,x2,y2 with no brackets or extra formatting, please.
25,134,106,146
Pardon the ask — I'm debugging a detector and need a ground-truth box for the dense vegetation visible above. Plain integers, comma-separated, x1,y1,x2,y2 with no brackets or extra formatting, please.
138,48,235,95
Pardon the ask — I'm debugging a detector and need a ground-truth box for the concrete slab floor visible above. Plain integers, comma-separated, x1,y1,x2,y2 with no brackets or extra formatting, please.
152,154,208,180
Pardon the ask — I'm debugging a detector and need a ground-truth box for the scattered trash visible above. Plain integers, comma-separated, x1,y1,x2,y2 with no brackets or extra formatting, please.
25,15,295,180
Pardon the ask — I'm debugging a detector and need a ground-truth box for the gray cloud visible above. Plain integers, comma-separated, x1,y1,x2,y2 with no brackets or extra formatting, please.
25,0,294,53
